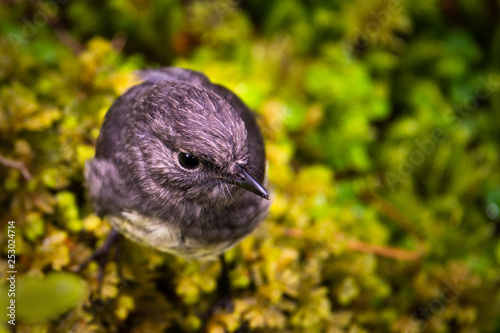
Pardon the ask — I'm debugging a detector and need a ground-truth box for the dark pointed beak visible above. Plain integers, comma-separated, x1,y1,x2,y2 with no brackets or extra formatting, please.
226,164,270,200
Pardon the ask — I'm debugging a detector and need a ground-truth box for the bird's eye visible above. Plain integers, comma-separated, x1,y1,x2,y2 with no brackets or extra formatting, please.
178,152,200,169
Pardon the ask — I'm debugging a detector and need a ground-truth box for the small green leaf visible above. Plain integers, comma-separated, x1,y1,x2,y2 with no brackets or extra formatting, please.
16,272,87,323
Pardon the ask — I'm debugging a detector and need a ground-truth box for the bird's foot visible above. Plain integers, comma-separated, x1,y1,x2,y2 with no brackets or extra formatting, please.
211,294,235,313
76,229,122,294
201,293,234,322
202,254,234,319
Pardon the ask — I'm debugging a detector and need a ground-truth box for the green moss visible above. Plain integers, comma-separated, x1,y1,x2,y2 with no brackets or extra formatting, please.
0,0,499,332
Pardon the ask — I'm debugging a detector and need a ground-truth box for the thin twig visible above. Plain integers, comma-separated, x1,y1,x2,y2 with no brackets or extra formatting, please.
283,227,422,262
50,20,84,55
110,32,127,53
361,191,424,240
0,154,32,180
27,0,84,55
347,239,422,262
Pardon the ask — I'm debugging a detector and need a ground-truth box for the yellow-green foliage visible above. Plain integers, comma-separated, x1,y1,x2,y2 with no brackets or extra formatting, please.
1,0,500,332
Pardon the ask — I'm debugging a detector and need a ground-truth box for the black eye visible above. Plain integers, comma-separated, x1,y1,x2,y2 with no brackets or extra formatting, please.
178,152,200,169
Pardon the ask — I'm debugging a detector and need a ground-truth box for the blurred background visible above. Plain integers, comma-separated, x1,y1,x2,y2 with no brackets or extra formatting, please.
1,0,500,332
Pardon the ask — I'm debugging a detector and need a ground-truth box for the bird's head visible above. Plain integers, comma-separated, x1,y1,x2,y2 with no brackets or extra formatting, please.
124,81,269,209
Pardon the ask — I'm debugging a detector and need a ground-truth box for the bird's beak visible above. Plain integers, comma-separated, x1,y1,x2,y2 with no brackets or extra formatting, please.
226,164,270,200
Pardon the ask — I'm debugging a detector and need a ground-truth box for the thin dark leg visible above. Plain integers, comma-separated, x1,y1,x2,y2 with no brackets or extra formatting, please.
214,254,234,312
114,232,124,287
201,254,235,322
77,229,121,289
217,254,231,303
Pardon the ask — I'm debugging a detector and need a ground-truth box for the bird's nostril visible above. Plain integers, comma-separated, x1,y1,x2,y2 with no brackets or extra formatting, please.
234,174,246,183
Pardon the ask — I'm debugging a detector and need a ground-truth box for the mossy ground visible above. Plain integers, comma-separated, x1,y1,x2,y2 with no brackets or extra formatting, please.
1,1,500,332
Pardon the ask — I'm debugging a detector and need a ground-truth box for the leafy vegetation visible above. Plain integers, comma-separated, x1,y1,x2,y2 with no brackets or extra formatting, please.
1,0,500,332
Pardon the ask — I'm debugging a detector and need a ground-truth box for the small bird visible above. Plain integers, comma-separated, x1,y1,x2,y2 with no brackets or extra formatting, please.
85,67,271,261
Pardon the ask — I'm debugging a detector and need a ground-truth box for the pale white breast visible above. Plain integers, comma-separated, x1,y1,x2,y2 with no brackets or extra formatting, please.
108,211,238,260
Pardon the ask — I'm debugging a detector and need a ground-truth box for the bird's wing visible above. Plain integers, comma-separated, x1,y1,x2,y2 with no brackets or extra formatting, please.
95,82,154,159
88,82,155,216
136,67,267,181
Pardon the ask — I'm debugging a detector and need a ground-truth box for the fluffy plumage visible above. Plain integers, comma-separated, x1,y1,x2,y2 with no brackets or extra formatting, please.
85,67,270,259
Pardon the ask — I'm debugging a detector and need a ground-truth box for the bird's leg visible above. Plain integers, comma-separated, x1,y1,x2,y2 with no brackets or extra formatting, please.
201,254,234,322
114,232,123,284
214,254,235,312
77,229,121,291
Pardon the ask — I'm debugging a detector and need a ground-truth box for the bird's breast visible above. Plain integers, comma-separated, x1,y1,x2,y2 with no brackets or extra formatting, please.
108,211,239,260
